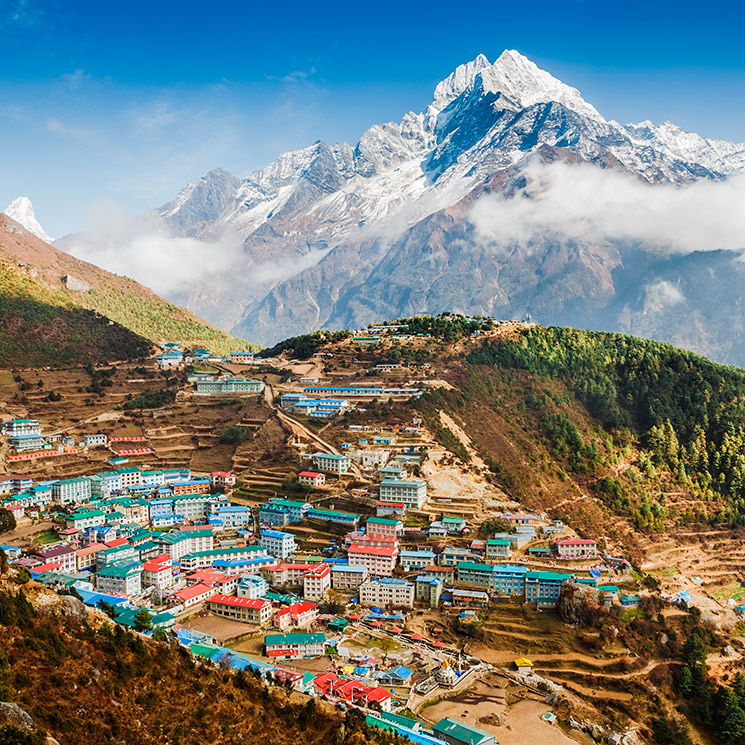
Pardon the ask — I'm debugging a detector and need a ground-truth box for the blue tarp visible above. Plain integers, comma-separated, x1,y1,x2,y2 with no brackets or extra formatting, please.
77,589,129,607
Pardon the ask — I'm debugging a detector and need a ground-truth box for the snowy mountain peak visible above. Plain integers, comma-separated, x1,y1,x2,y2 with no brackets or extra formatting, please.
432,53,492,109
480,49,603,120
4,197,53,243
432,50,602,121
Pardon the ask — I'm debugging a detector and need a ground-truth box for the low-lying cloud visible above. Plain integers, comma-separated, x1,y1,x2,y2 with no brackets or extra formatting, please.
469,159,745,254
644,279,686,313
61,200,242,297
60,200,331,301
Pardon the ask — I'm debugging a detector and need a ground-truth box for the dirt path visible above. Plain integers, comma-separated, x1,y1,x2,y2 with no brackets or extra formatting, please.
268,387,364,480
2,520,56,542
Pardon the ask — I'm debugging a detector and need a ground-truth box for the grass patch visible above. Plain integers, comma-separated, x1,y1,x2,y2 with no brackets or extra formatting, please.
710,585,745,602
32,531,59,545
620,607,645,623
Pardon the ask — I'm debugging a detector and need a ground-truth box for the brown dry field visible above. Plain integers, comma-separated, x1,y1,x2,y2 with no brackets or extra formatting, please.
182,613,262,642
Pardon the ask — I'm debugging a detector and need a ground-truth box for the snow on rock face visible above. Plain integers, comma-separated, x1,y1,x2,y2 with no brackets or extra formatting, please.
158,48,745,257
4,197,53,243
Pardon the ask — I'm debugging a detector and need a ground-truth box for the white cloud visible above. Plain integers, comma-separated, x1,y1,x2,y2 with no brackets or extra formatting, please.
469,158,745,254
61,200,243,297
644,280,685,312
61,200,329,300
1,0,42,28
46,117,95,139
61,69,91,91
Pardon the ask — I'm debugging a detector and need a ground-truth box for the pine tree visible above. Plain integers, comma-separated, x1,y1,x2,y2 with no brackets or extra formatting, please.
683,632,708,667
134,608,153,632
678,666,694,696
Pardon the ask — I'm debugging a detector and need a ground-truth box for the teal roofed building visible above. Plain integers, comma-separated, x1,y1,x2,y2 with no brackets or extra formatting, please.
432,717,495,745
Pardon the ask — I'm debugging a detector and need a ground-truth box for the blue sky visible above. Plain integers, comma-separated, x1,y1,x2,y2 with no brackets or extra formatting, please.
1,0,744,237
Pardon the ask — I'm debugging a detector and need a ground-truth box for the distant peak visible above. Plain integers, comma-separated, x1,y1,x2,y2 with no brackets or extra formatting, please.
432,49,604,121
4,197,53,243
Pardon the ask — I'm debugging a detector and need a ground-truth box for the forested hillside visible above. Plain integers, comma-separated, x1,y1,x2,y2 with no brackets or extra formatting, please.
468,327,745,525
0,260,151,367
0,585,396,745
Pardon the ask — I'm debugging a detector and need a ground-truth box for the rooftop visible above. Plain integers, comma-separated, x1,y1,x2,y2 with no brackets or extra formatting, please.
209,594,269,609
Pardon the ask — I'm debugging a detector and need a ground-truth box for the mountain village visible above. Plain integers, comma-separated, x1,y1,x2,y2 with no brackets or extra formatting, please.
0,319,682,745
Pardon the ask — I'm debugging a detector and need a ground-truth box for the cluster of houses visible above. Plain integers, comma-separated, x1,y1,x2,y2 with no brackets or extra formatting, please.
155,343,258,370
0,418,156,461
1,454,606,634
179,626,496,745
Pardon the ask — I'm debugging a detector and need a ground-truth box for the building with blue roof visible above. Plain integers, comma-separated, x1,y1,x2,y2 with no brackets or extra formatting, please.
260,529,297,559
415,575,443,606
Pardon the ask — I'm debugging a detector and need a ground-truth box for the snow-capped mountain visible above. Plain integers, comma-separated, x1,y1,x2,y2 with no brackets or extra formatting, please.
60,50,745,363
4,197,53,243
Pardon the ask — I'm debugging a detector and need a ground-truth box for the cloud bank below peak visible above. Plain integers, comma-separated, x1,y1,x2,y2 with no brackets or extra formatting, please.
469,159,745,255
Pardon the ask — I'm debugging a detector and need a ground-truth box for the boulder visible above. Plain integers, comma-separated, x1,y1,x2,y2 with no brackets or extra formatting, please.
0,701,34,731
61,274,91,292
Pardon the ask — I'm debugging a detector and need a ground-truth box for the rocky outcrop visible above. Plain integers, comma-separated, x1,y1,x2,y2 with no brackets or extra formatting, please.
61,274,91,292
38,594,89,622
557,583,605,626
0,701,34,731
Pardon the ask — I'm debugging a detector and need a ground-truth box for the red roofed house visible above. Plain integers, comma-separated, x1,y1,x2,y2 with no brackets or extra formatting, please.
6,504,25,520
31,561,62,574
186,569,237,594
312,673,392,712
348,544,398,576
264,563,317,587
298,471,326,488
555,539,598,559
170,582,217,609
208,594,272,626
289,600,318,628
104,537,130,549
273,606,292,630
76,542,107,571
142,554,175,591
302,563,331,601
376,501,406,518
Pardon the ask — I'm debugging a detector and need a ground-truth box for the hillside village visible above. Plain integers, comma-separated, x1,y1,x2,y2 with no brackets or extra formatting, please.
2,316,745,745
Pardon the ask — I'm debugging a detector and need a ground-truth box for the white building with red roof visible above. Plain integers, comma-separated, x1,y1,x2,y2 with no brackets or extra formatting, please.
210,471,236,490
264,562,318,586
142,554,175,591
555,538,598,558
170,582,217,610
302,563,331,601
208,594,272,626
348,544,398,576
297,471,326,488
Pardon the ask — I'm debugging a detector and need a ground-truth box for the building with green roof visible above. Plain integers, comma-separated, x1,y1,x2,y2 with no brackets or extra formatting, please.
65,509,106,531
431,717,495,745
264,632,326,659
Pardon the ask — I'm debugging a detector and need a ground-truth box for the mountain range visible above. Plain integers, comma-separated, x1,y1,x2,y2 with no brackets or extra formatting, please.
57,50,745,362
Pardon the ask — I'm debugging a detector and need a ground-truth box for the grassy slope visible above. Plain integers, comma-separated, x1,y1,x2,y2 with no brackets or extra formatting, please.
0,260,151,367
0,215,258,355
